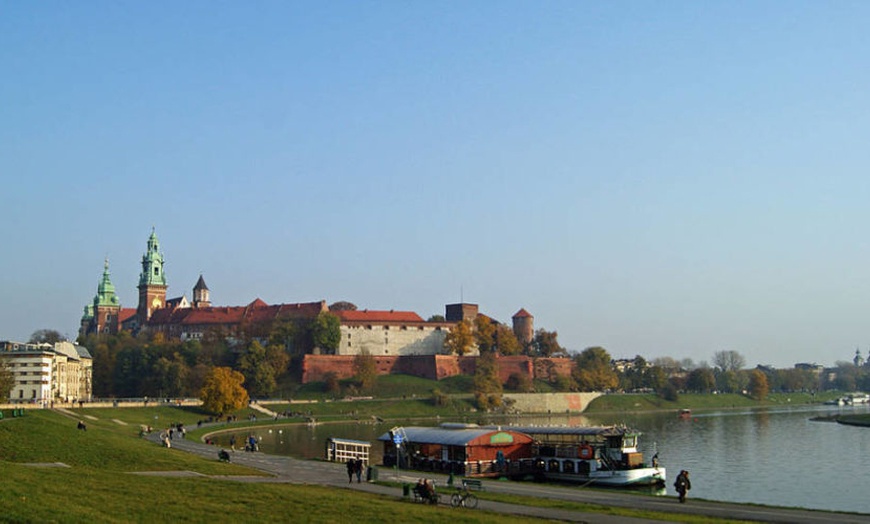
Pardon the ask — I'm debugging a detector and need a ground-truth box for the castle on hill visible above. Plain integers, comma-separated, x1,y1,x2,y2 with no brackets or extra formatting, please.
79,229,537,362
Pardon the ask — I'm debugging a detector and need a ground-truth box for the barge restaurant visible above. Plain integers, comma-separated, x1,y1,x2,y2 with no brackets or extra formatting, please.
378,426,533,477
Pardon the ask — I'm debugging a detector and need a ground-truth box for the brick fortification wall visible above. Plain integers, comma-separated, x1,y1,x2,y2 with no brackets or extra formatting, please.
301,354,573,384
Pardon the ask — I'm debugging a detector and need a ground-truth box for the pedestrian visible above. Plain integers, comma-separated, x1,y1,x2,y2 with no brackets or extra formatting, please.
346,459,355,483
230,435,236,451
674,470,691,503
354,458,363,483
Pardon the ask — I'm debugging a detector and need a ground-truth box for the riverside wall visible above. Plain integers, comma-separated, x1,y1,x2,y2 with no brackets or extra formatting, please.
503,392,601,413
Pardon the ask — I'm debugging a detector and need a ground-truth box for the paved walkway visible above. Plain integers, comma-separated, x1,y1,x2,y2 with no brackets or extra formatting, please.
147,431,870,524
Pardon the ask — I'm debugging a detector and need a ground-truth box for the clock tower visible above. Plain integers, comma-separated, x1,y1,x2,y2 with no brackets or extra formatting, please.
137,227,168,323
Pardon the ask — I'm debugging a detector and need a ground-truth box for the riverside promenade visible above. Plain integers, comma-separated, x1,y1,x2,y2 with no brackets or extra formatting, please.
146,430,870,524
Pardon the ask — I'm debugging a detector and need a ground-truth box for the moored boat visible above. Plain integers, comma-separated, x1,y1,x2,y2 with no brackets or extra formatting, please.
495,424,666,487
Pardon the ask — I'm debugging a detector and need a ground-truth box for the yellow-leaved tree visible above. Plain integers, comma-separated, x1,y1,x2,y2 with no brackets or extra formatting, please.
200,366,249,414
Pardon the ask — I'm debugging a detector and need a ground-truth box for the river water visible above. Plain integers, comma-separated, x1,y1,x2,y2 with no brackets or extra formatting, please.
215,403,870,514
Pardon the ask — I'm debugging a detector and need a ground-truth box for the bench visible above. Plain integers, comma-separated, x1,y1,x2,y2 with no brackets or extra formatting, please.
462,479,484,491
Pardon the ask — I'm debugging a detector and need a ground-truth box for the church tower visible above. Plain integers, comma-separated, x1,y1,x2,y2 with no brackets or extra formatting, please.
91,258,121,335
137,228,167,323
192,274,211,308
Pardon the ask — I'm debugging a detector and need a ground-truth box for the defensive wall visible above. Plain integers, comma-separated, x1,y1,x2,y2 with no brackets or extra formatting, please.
300,354,573,384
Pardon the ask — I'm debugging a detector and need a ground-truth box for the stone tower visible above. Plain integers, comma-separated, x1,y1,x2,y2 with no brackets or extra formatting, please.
192,274,211,308
137,227,167,323
90,258,121,335
512,308,534,345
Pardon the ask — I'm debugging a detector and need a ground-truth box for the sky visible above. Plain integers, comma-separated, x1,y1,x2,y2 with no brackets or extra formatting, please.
3,2,870,368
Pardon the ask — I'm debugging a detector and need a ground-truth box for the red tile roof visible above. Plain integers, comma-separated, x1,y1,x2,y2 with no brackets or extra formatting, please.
333,310,424,323
118,308,137,323
512,308,533,318
147,300,327,328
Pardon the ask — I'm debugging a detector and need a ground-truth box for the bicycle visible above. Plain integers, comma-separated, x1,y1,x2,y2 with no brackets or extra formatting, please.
450,486,478,509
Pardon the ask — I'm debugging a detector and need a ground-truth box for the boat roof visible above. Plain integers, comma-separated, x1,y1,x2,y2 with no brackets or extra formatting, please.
487,425,641,438
327,437,371,446
377,427,522,446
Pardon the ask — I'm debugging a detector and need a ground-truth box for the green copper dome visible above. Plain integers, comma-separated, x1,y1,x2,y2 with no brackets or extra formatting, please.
139,227,167,287
94,258,121,307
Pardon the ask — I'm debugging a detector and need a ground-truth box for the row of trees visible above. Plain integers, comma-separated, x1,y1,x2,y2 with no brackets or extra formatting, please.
77,311,344,402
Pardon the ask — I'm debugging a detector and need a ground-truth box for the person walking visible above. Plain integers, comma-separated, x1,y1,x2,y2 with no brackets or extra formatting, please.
354,458,363,483
674,470,691,503
346,459,355,483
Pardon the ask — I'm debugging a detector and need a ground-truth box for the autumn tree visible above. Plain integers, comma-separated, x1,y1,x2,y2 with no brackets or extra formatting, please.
353,350,378,392
494,324,521,355
311,312,341,354
200,367,248,414
474,316,496,353
572,346,618,391
473,350,503,410
529,329,567,357
0,357,14,402
29,329,64,345
444,320,475,355
748,369,769,400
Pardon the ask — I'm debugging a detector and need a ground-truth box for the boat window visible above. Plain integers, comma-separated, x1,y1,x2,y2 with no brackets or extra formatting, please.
562,461,575,474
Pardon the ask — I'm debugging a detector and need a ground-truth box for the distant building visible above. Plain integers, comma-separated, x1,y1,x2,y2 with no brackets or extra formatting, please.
0,340,93,403
333,309,452,356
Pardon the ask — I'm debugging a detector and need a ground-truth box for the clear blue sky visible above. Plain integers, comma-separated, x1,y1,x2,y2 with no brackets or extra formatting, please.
3,2,870,368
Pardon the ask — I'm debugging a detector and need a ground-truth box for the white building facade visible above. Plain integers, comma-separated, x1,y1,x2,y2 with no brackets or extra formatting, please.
0,341,93,403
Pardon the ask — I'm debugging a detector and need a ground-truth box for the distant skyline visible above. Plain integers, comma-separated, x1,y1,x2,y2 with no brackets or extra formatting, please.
4,2,870,368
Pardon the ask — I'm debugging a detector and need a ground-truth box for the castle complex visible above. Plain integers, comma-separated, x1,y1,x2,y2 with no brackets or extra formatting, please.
79,229,538,367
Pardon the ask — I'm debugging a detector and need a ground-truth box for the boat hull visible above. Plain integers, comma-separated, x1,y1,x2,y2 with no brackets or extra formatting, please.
541,465,666,487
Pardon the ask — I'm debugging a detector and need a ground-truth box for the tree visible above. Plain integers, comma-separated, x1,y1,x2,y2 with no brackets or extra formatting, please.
494,324,521,355
311,312,341,354
444,320,475,355
474,316,496,353
200,367,248,414
572,347,618,391
29,329,64,345
530,329,567,357
427,314,446,322
506,372,533,392
686,368,716,393
323,371,341,394
238,340,279,398
328,301,357,311
0,357,14,402
353,350,378,392
473,351,503,410
713,350,746,372
748,369,769,400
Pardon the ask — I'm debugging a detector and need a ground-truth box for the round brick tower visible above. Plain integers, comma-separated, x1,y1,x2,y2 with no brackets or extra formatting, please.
512,308,534,345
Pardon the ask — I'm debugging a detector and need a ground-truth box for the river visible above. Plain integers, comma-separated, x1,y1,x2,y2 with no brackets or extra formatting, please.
213,402,870,514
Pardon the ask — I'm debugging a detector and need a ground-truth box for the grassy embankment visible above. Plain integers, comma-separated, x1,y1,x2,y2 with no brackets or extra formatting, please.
0,408,542,523
0,391,757,523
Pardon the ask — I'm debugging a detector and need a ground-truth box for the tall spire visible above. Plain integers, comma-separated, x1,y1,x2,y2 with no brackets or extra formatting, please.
94,258,120,307
139,227,166,287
